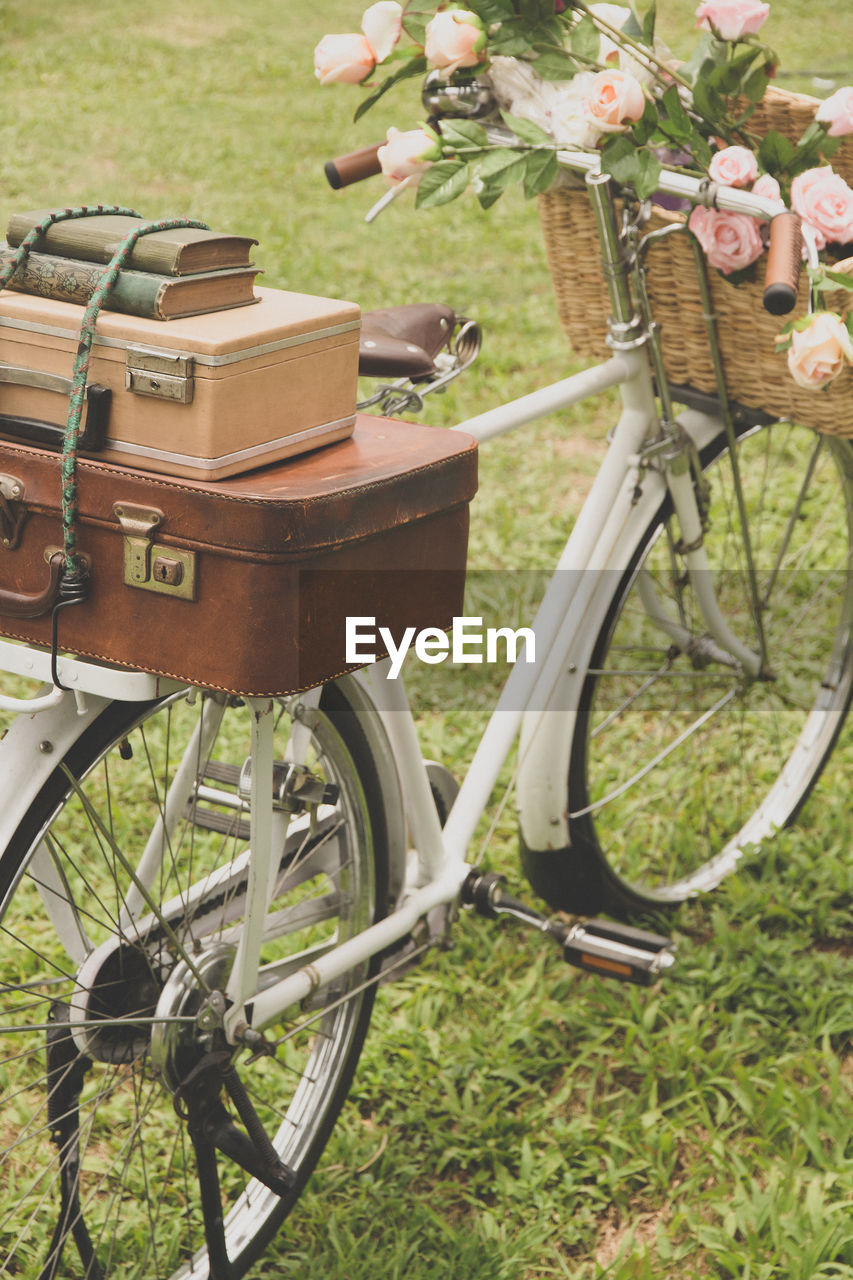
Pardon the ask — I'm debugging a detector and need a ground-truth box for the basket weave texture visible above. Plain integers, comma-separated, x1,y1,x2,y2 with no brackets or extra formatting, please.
538,88,853,433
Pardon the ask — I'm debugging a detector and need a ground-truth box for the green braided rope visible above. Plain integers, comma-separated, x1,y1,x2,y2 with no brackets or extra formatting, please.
0,206,209,579
0,204,142,293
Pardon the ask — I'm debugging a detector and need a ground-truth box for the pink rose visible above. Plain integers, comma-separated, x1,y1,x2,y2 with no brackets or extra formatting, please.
378,126,442,186
790,166,853,249
314,33,375,85
582,70,646,133
816,87,853,139
695,0,770,40
709,145,759,188
688,205,764,274
784,312,853,390
361,1,403,63
752,172,781,201
424,9,487,75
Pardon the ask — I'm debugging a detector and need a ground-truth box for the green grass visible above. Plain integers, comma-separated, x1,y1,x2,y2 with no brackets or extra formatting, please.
2,1,853,1276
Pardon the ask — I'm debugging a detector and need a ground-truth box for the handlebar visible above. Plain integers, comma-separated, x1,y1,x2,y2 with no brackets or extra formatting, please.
763,211,804,315
324,143,383,189
324,133,807,315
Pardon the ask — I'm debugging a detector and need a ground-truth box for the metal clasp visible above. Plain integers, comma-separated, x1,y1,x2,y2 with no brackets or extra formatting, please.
114,502,163,584
113,501,196,600
0,473,26,549
125,346,195,404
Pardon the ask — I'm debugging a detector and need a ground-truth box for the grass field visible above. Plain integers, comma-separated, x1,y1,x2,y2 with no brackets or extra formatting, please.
3,2,853,1276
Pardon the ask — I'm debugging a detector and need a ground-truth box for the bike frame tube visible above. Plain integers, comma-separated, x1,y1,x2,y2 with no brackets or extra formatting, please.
0,162,783,1041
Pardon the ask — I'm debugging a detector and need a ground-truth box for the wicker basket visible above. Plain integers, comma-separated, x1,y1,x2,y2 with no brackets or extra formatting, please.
538,88,853,434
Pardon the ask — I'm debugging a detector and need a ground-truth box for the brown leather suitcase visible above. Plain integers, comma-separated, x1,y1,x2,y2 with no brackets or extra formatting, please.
0,415,477,695
0,287,360,479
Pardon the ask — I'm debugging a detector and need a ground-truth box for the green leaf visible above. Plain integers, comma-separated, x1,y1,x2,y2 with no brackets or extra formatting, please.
531,47,578,80
689,129,713,169
641,0,656,47
500,111,553,146
758,130,796,176
468,0,516,20
571,14,600,64
440,119,489,150
415,160,470,209
402,15,426,45
741,62,770,104
691,76,724,124
620,5,644,40
599,133,636,180
660,84,692,143
824,269,853,292
523,148,558,198
792,121,833,173
520,0,557,23
680,32,724,86
476,183,504,209
632,149,663,200
478,148,529,188
353,55,428,123
600,135,661,199
490,21,535,56
631,97,659,146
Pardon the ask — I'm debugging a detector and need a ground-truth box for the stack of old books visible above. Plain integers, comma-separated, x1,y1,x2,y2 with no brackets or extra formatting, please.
0,209,260,320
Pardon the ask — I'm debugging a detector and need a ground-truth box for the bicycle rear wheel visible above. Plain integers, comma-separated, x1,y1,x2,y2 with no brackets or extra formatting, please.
0,679,391,1279
532,419,853,916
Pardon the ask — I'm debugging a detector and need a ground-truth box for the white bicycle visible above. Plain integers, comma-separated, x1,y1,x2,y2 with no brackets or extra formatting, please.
1,146,852,1278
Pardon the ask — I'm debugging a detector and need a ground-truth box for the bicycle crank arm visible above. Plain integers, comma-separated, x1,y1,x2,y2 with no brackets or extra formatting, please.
461,871,675,987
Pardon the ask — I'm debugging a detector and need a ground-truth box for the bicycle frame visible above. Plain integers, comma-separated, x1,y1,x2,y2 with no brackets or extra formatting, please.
0,162,783,1042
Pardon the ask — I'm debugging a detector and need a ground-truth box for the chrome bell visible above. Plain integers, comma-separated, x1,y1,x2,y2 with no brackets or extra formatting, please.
421,70,496,119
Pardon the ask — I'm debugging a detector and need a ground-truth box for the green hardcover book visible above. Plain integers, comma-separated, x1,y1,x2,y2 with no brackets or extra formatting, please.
0,244,261,319
6,210,258,276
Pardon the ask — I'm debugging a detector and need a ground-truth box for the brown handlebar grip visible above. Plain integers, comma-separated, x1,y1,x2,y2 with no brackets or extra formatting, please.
325,143,384,189
763,211,803,316
0,551,64,620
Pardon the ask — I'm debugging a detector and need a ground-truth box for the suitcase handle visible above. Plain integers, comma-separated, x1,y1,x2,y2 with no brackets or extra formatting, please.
0,362,111,451
0,549,64,619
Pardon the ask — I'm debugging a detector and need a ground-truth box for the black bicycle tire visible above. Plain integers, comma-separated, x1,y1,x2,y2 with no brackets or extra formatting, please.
0,679,390,1279
523,421,853,918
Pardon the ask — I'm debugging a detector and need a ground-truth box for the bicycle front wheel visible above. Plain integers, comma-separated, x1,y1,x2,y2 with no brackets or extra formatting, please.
0,679,391,1279
564,418,853,915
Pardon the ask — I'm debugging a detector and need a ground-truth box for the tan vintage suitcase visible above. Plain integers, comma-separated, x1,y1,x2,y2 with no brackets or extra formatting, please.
0,286,360,480
0,414,477,696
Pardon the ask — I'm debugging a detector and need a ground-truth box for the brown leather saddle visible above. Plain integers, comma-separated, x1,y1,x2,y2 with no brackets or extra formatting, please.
358,303,458,380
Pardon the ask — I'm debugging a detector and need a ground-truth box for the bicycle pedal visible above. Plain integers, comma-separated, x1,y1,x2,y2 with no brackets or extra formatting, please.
560,919,675,986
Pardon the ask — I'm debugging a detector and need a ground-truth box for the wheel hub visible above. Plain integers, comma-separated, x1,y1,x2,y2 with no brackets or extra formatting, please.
150,941,236,1095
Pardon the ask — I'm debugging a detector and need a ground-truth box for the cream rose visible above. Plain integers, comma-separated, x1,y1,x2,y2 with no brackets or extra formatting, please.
695,0,770,40
816,87,853,138
752,172,781,201
784,312,853,390
583,69,646,134
361,1,403,63
314,33,375,85
587,4,655,85
378,125,442,186
708,145,759,188
790,166,853,250
424,9,487,75
688,206,764,274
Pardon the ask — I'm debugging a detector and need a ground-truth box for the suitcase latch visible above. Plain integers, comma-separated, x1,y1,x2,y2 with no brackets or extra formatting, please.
113,502,196,600
0,474,26,550
125,346,195,404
